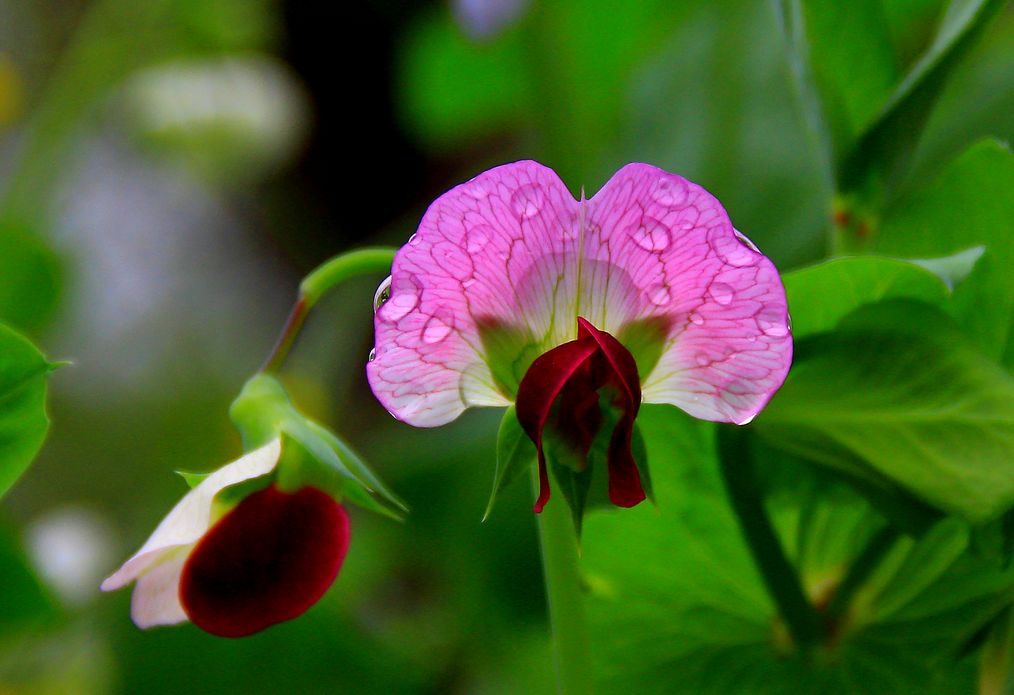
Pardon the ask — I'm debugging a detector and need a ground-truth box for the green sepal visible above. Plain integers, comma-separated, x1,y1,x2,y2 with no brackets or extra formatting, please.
229,373,407,519
483,406,536,522
281,417,408,521
175,470,213,488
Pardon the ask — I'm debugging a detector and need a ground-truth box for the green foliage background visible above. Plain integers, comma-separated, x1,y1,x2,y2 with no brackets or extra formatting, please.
0,0,1012,693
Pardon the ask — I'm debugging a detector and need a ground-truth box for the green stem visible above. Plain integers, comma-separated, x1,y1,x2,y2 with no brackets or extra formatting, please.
533,467,595,695
717,426,824,650
261,247,397,373
824,525,898,622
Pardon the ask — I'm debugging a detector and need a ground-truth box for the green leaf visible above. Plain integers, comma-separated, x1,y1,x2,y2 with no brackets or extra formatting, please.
776,0,899,177
0,223,61,334
0,324,52,499
783,256,950,338
483,406,535,521
756,299,1014,522
840,0,1006,191
871,139,1014,362
0,523,55,637
584,406,1012,693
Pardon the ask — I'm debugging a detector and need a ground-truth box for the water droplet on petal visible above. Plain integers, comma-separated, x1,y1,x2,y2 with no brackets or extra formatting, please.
694,352,710,366
708,282,734,305
651,176,689,206
465,225,493,253
646,283,671,306
734,230,760,253
510,184,544,219
629,216,671,252
422,310,454,344
757,308,789,337
373,277,392,311
407,233,420,246
709,227,760,267
690,312,704,326
368,348,376,362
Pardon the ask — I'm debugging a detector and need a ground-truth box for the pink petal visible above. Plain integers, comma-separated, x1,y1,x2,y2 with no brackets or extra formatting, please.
586,164,791,424
369,161,791,427
369,161,582,426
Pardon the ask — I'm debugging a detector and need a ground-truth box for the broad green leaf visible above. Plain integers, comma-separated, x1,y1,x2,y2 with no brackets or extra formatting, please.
483,406,535,521
783,256,950,338
871,139,1014,362
0,523,55,637
584,406,1013,693
0,324,52,498
776,0,898,176
840,0,1006,191
756,300,1014,522
0,223,61,334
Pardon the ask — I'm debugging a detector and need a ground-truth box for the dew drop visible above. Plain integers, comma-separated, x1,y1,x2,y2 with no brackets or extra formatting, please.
422,311,454,344
465,225,493,253
708,282,734,305
651,176,689,206
734,230,760,253
510,184,545,219
757,309,789,337
383,290,418,322
368,348,376,362
407,233,421,246
708,227,760,267
373,277,392,311
694,352,710,367
690,312,704,326
629,216,671,252
646,283,671,306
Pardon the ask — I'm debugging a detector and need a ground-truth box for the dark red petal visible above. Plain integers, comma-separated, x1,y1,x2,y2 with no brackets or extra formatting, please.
516,339,599,512
577,317,645,507
180,485,349,638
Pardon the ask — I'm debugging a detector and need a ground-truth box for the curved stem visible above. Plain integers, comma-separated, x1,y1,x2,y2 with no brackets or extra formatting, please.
533,467,595,695
717,426,824,650
261,247,397,373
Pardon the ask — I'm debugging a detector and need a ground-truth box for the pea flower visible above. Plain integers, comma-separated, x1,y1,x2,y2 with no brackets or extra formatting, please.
100,439,350,637
368,161,791,513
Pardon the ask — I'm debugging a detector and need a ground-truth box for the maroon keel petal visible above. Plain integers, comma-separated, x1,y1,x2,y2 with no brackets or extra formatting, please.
577,318,645,507
516,318,647,513
180,485,350,638
516,339,599,512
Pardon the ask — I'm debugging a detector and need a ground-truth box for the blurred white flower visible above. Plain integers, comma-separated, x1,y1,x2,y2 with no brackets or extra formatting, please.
26,507,115,606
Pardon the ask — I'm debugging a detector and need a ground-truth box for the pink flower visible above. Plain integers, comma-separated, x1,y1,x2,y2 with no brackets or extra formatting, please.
368,161,791,511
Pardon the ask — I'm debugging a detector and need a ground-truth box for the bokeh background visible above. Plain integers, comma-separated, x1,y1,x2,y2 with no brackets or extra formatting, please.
0,0,1012,692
